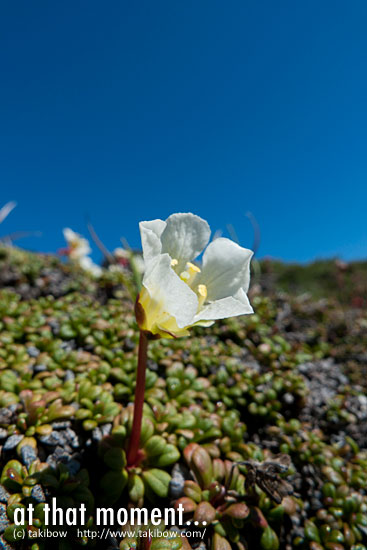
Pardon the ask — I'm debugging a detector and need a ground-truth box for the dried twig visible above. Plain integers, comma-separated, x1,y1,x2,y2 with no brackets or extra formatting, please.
86,219,114,263
245,211,261,256
0,201,17,224
0,231,42,245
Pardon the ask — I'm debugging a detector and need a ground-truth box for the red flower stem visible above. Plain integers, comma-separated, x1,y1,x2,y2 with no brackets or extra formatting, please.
127,330,148,466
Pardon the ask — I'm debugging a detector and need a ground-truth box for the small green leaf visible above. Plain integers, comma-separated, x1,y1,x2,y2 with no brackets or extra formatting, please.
142,469,171,498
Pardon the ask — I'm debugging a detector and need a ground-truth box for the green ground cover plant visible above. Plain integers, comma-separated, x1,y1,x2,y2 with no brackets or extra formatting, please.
0,243,366,550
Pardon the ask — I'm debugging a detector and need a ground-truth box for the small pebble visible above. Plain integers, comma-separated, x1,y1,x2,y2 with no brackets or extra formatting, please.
31,484,46,503
20,445,38,469
60,341,75,351
310,498,322,510
92,428,103,442
0,487,10,504
51,421,71,430
227,377,236,387
3,434,24,451
46,446,72,467
101,423,112,437
169,464,187,499
0,429,8,440
48,320,60,334
39,431,66,447
64,370,75,382
0,503,9,534
34,364,47,373
0,534,13,549
64,428,80,449
65,459,81,476
283,392,294,405
147,359,158,372
26,346,40,358
123,338,135,351
0,409,13,425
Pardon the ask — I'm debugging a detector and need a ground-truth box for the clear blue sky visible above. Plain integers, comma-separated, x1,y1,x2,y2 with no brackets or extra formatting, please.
1,1,366,262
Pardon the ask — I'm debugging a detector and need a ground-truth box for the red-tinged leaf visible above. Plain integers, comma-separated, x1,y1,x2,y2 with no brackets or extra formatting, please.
250,506,268,528
212,533,231,550
183,443,200,464
191,446,213,489
223,503,250,519
174,497,197,513
184,480,202,502
194,501,217,523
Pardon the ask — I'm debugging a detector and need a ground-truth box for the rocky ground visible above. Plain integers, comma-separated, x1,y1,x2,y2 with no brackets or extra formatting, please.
0,247,366,550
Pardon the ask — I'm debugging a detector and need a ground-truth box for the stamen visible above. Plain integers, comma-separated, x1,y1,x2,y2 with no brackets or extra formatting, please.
186,262,201,274
171,258,178,267
197,284,207,308
179,262,201,286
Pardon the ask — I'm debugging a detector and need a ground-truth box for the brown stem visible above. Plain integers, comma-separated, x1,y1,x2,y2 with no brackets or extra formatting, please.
126,330,148,466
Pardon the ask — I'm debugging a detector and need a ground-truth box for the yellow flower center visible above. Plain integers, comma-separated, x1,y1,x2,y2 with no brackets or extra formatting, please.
170,259,208,311
179,261,201,286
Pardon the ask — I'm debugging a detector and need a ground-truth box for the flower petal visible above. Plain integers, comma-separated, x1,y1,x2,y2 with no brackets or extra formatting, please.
142,253,198,328
79,256,102,277
139,219,166,263
63,227,76,242
160,213,210,271
193,288,253,323
199,238,253,300
63,228,91,258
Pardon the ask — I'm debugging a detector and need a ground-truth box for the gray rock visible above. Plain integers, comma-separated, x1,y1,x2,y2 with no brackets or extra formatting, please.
92,427,103,442
26,346,40,358
101,423,112,437
123,338,135,351
0,534,13,549
147,359,158,372
31,484,46,503
64,428,80,449
64,370,75,382
169,464,187,499
51,421,71,430
34,364,47,373
39,431,66,447
20,445,38,469
65,459,81,476
48,320,60,334
46,445,72,468
60,341,76,351
0,409,14,425
0,487,10,504
283,392,295,405
0,503,9,534
3,434,24,451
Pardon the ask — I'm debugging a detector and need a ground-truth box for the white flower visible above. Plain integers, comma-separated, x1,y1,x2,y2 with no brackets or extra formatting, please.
113,247,145,274
113,247,130,260
63,228,91,260
79,255,102,278
136,213,253,338
108,264,123,273
131,254,145,275
62,228,101,277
